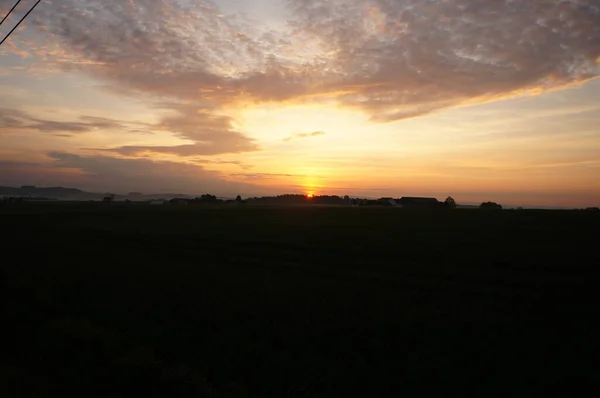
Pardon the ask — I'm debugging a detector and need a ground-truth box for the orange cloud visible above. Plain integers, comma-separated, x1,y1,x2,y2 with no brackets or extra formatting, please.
283,131,326,142
101,104,258,156
0,108,126,135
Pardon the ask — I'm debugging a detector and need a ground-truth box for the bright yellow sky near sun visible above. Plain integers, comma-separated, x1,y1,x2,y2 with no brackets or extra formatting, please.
221,89,600,203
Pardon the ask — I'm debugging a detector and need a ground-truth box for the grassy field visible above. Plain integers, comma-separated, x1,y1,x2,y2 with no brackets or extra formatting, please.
1,203,598,396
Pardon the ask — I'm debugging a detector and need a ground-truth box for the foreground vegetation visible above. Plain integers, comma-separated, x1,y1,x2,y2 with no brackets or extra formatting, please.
2,203,597,396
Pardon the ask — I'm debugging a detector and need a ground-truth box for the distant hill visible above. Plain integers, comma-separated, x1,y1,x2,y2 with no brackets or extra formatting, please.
0,186,194,201
0,186,97,200
1,186,70,195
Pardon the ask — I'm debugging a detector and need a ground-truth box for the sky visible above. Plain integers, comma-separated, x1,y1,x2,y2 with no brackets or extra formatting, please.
1,0,599,207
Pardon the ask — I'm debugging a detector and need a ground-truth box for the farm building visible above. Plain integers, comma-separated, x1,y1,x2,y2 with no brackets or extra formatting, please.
379,197,398,206
169,198,190,205
396,197,442,209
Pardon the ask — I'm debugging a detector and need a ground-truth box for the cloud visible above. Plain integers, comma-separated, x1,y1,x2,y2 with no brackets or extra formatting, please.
293,0,600,120
193,159,254,170
33,117,121,133
20,0,299,101
231,172,327,181
42,151,260,195
5,0,600,123
127,129,154,135
0,107,124,135
1,104,258,156
0,159,87,187
106,143,253,157
102,104,259,156
283,131,326,142
0,108,29,129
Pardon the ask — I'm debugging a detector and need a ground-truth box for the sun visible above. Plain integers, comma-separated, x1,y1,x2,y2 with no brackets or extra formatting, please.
307,193,314,199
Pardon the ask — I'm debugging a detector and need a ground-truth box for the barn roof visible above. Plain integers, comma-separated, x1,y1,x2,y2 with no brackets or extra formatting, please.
398,197,439,203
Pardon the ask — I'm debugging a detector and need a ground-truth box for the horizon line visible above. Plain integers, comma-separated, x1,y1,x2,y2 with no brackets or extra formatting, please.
1,184,595,210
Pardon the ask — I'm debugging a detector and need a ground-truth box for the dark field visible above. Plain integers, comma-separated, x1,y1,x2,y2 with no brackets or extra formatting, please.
1,204,598,396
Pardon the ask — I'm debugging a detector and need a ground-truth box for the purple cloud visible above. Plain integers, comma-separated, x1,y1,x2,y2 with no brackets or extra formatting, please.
4,0,600,123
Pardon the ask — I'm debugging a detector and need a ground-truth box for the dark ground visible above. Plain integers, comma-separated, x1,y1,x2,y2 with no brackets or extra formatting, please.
1,203,598,397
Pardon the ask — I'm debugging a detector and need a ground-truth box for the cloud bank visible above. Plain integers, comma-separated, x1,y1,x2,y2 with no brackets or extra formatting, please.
0,107,124,136
103,105,258,156
0,105,258,155
0,152,259,195
6,0,596,122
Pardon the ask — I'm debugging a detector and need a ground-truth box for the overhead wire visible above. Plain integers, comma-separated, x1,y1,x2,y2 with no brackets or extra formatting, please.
0,0,23,27
0,0,42,48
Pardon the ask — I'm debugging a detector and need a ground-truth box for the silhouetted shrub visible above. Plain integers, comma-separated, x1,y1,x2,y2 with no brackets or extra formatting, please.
445,197,457,208
480,201,502,210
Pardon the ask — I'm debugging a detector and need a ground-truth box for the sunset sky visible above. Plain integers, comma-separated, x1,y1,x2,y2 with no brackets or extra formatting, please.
1,0,599,207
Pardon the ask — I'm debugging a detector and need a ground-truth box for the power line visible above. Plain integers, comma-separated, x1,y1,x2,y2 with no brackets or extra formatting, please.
0,0,24,27
0,0,42,48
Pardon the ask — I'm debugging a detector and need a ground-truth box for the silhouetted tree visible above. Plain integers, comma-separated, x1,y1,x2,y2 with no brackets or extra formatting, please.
313,195,343,205
480,201,502,210
444,196,457,208
196,194,219,204
236,195,242,202
245,194,308,205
